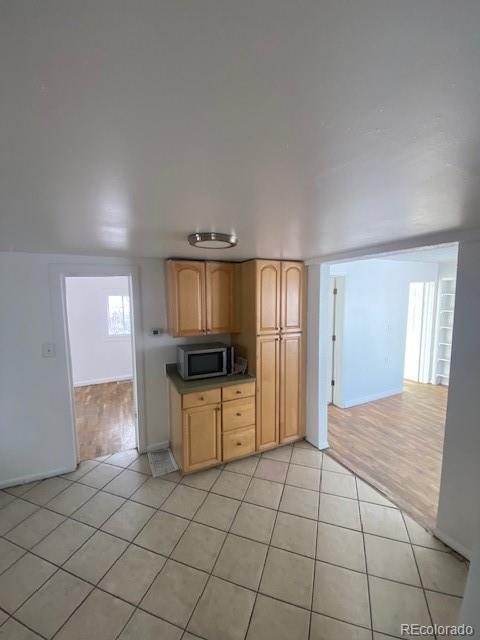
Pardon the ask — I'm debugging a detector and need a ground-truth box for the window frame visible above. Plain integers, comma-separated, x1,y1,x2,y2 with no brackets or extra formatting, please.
106,293,132,339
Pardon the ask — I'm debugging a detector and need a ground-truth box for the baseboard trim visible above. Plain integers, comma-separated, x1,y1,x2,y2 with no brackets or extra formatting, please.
339,388,403,408
73,376,133,388
144,440,170,453
304,437,329,451
433,527,472,560
0,465,76,490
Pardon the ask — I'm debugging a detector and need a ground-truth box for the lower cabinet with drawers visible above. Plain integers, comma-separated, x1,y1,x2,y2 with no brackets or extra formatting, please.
168,378,257,473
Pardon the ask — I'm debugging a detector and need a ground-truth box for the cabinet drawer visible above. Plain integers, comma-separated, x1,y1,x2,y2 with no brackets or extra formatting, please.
222,397,255,432
182,388,221,409
222,382,255,402
223,426,255,461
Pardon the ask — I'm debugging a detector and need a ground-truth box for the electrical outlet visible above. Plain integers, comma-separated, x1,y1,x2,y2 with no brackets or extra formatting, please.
150,328,163,336
42,343,56,358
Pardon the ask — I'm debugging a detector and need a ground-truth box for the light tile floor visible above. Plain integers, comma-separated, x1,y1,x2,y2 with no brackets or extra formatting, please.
0,442,469,640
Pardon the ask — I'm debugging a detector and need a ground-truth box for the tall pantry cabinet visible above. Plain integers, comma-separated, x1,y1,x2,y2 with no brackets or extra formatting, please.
235,260,306,450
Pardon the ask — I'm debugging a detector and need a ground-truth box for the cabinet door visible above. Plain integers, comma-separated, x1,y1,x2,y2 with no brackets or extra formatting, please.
281,262,304,334
183,404,221,472
256,260,281,335
256,335,280,450
279,333,305,443
167,260,206,336
206,262,235,334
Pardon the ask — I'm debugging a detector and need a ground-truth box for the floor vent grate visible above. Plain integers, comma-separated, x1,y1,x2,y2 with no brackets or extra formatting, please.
147,449,179,477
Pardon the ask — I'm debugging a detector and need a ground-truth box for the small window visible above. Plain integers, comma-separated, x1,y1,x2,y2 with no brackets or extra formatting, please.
107,295,131,336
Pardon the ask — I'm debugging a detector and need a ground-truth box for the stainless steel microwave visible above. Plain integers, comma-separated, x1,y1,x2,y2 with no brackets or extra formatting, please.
177,343,234,380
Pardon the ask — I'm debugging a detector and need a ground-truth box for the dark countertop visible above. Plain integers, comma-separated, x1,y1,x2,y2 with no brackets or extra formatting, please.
166,363,255,394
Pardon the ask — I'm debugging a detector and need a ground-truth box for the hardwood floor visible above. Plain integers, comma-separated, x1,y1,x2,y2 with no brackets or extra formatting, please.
74,381,136,461
328,381,448,530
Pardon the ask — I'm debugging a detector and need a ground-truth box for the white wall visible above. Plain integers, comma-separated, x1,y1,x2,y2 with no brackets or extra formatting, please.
0,252,228,487
66,276,133,386
306,263,330,449
436,241,480,557
460,541,480,637
329,259,438,407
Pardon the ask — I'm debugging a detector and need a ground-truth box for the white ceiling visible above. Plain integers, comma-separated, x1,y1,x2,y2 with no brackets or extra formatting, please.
1,1,480,260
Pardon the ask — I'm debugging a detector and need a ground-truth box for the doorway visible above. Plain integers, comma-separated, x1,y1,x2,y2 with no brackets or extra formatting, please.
324,244,458,529
65,276,138,460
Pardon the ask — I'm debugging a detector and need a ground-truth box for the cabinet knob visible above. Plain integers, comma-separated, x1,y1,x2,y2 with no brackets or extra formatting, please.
236,412,242,417
236,442,242,446
235,390,242,395
199,396,204,401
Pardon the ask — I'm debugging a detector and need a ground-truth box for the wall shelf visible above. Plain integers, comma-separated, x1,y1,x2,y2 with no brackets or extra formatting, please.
433,277,455,386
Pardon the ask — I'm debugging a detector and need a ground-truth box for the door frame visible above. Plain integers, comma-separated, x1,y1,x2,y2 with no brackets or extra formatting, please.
328,276,345,406
49,263,147,462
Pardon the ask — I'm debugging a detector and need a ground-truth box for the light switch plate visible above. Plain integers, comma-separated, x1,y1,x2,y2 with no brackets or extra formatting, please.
42,343,56,358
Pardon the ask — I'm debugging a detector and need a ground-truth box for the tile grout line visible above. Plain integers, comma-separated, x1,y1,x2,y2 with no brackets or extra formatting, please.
242,446,292,640
400,509,438,640
308,452,323,639
355,474,375,640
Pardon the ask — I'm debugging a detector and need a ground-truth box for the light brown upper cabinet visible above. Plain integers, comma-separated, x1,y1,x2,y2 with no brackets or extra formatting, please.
281,262,305,334
166,260,206,336
206,262,236,334
166,259,237,337
279,332,305,443
256,260,281,335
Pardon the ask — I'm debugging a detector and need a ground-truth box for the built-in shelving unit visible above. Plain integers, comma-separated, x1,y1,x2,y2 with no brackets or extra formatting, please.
433,278,456,385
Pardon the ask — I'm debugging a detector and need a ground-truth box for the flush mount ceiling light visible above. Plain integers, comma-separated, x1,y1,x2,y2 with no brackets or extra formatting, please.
188,231,238,249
